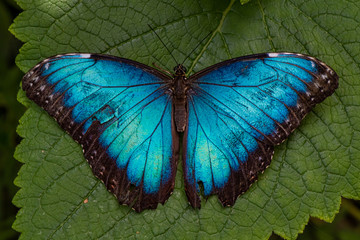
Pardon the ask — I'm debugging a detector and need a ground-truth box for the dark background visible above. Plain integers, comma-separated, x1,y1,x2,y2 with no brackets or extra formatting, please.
0,0,359,239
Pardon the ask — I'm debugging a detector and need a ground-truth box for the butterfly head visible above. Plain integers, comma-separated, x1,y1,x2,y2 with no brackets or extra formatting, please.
174,64,187,76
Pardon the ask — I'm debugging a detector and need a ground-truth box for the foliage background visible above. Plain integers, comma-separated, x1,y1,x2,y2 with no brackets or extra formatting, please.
0,0,359,239
0,0,23,239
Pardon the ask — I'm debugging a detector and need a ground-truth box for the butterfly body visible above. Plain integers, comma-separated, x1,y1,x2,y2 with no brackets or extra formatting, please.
22,52,338,211
172,64,189,132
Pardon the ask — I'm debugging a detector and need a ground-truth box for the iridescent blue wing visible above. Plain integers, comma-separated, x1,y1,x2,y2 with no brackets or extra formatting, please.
184,53,338,208
22,54,178,212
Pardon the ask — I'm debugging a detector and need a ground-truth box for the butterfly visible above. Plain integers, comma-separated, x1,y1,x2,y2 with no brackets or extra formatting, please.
22,52,338,212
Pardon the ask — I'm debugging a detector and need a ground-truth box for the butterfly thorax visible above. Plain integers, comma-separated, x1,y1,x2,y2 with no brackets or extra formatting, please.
172,64,188,132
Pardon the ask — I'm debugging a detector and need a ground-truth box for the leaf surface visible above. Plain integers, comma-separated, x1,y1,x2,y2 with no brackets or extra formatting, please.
11,0,360,239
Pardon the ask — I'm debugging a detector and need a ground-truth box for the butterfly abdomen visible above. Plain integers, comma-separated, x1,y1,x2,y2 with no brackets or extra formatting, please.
173,97,187,132
172,66,189,132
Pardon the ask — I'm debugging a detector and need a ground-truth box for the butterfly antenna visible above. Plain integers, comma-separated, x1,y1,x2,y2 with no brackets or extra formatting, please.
181,31,212,65
148,24,178,65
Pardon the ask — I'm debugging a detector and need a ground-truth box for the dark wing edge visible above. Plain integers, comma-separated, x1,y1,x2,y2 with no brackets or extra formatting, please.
22,53,178,212
185,52,339,208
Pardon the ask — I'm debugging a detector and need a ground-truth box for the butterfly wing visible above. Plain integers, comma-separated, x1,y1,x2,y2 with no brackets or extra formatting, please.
22,54,179,212
184,53,338,208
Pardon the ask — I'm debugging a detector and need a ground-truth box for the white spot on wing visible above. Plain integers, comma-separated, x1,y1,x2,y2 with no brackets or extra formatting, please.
268,53,279,58
44,63,50,70
80,54,91,58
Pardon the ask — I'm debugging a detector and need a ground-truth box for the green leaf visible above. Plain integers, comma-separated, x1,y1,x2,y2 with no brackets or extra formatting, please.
0,0,23,239
11,0,360,239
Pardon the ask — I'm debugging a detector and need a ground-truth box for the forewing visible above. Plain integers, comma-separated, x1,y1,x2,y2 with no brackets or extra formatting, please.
22,54,178,212
184,53,338,207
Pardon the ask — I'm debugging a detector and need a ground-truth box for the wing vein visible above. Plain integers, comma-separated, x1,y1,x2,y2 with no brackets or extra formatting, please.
189,96,232,191
231,88,289,135
109,93,169,165
194,93,252,162
194,87,274,144
256,86,300,123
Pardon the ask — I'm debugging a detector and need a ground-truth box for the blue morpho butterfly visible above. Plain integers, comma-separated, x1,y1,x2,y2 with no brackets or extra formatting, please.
22,42,338,212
